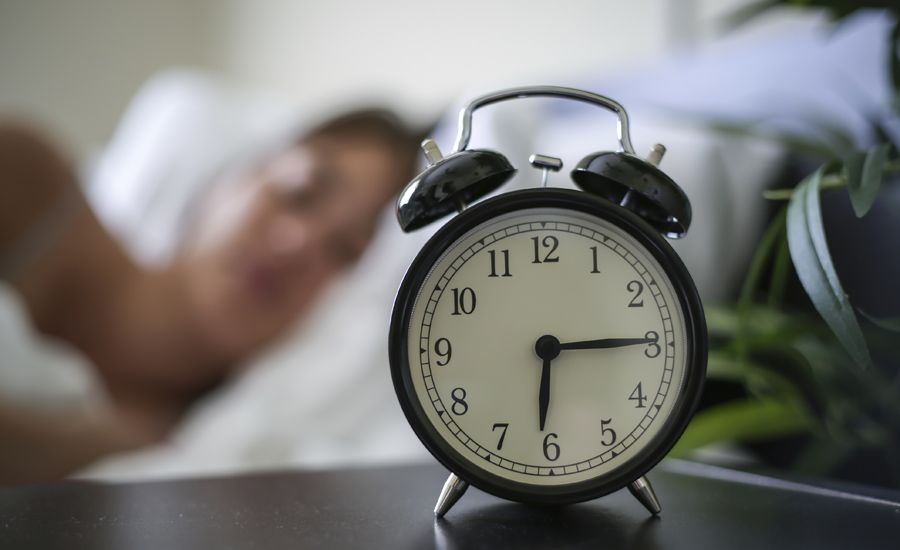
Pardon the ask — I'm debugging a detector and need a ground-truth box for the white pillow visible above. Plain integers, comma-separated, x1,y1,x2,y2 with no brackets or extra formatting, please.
85,69,300,266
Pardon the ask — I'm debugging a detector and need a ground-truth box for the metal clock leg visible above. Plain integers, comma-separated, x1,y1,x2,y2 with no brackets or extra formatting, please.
434,473,469,518
628,475,661,515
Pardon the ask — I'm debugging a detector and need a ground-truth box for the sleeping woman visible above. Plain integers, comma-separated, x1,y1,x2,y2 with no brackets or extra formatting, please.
0,110,420,483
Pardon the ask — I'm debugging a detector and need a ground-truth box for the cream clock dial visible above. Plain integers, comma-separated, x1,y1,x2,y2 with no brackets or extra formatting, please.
408,206,685,485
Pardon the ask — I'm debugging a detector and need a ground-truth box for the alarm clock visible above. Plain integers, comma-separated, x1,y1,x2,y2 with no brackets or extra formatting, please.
388,86,707,518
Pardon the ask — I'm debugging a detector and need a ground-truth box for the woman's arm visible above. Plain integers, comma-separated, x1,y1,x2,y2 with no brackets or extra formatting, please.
0,123,228,481
0,402,160,485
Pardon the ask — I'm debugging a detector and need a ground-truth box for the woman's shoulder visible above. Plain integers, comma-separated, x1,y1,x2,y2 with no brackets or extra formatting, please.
0,122,82,279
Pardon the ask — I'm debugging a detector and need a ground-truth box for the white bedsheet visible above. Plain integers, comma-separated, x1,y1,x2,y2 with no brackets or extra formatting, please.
0,283,108,418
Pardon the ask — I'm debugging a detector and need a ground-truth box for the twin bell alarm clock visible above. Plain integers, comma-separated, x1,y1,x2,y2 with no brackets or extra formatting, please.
388,86,707,518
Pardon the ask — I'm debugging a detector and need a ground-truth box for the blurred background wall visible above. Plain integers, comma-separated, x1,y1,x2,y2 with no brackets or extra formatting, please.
0,0,813,157
0,1,209,156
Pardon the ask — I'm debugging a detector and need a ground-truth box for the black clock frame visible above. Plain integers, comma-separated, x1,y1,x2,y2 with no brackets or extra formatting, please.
388,187,707,505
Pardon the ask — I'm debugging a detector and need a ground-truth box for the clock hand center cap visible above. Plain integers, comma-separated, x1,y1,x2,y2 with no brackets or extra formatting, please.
535,334,561,360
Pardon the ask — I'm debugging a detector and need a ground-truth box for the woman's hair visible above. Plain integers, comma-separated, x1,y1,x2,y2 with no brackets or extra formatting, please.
303,108,421,148
300,107,435,182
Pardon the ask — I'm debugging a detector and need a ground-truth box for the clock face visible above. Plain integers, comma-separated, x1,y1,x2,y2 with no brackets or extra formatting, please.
390,189,705,503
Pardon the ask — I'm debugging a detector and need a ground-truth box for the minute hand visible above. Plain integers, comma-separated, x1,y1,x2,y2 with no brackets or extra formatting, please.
558,337,654,351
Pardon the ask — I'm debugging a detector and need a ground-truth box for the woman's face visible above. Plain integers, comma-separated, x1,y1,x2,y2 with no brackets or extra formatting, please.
179,133,409,359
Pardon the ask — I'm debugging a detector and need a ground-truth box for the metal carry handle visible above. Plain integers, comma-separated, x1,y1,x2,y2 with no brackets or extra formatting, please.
452,85,636,155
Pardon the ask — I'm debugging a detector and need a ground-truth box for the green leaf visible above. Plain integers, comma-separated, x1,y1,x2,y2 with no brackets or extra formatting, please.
707,305,825,348
766,156,900,202
788,1,899,20
722,0,892,30
792,437,854,475
721,0,781,30
786,165,872,368
671,399,811,457
705,307,741,336
707,352,809,405
808,118,857,155
769,230,791,307
870,116,899,151
739,209,786,311
859,309,900,333
844,151,867,217
848,144,889,218
793,339,900,429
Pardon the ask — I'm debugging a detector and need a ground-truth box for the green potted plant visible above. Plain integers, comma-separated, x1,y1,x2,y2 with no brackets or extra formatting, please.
673,0,900,489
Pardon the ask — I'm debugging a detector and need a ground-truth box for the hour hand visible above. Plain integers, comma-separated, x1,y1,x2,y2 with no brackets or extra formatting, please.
558,337,654,351
534,335,561,432
538,357,551,431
